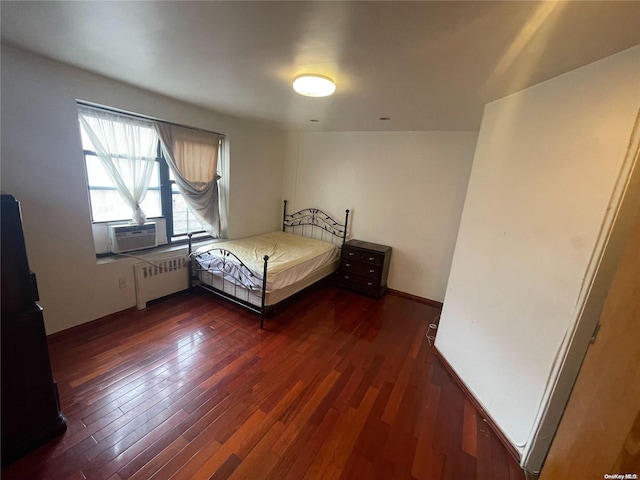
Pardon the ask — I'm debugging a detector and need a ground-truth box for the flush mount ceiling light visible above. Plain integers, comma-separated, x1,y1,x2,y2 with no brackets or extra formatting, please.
292,74,336,97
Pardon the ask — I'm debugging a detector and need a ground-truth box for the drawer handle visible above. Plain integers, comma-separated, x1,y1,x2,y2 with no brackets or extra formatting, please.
345,263,351,267
369,269,375,273
344,275,350,279
348,252,355,256
368,257,375,261
367,282,374,286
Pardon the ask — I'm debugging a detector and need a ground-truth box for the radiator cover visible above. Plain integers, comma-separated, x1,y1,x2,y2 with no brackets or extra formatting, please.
133,255,189,309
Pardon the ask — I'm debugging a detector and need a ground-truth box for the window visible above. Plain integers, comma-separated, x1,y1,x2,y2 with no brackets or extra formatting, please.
169,168,207,236
81,130,163,223
78,104,224,248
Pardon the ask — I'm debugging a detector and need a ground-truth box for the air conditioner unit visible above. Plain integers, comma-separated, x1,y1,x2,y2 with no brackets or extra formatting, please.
109,223,157,254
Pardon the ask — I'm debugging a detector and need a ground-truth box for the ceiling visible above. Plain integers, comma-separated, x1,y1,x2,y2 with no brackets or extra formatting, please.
2,1,639,131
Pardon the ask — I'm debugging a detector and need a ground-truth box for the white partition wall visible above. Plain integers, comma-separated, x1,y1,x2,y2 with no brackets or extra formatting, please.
435,45,639,472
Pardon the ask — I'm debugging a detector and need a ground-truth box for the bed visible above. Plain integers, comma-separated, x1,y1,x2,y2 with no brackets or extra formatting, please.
187,201,349,328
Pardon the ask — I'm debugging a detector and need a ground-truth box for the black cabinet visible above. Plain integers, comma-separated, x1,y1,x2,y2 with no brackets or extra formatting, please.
1,194,67,465
337,239,391,297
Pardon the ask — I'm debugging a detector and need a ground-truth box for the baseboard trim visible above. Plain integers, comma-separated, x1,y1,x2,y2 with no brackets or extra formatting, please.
387,289,443,309
47,306,137,343
47,291,195,342
434,346,522,464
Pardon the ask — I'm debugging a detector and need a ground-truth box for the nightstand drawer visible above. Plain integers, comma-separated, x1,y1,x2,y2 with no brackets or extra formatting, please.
341,260,380,278
338,272,380,292
342,247,384,266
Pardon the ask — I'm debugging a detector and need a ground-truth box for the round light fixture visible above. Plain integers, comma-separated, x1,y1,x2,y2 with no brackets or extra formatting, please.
292,74,336,97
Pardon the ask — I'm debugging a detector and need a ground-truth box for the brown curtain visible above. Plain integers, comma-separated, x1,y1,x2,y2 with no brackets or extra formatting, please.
155,123,222,236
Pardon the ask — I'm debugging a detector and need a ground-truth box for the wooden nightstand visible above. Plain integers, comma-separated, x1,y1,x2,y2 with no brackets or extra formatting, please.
337,240,391,297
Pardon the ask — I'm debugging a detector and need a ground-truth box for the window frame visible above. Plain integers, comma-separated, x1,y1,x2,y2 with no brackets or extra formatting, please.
79,105,223,251
83,148,164,224
157,144,208,241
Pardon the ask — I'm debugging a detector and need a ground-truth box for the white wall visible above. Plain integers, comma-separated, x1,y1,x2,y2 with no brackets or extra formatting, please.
435,46,640,456
284,131,477,302
1,46,287,334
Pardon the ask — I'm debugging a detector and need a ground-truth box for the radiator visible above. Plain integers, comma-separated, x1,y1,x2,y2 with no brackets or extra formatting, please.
133,255,189,309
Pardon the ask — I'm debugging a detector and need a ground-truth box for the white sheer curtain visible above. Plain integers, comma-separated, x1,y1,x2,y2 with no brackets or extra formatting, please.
155,122,224,237
78,106,158,225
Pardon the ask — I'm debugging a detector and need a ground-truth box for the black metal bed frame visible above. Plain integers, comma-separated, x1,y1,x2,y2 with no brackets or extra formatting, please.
188,200,349,328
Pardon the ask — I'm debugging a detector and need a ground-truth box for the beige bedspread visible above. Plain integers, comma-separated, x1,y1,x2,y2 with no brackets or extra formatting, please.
195,231,338,290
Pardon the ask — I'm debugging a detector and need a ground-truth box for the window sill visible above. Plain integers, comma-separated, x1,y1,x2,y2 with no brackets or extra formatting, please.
95,237,221,265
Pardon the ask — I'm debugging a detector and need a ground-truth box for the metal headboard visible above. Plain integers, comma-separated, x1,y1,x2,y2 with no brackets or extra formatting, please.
282,200,349,244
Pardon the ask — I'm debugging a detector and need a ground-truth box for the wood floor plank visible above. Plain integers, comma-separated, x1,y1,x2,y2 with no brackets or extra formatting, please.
209,453,242,480
325,386,380,477
226,422,285,480
347,380,394,464
411,384,441,479
124,435,189,480
1,285,524,480
381,349,416,425
266,407,341,480
84,409,190,480
271,369,341,456
463,398,478,458
302,400,360,480
417,447,446,480
153,434,222,480
189,408,267,480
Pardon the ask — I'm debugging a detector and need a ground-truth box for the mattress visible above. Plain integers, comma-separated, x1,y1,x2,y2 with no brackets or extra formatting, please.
193,231,339,292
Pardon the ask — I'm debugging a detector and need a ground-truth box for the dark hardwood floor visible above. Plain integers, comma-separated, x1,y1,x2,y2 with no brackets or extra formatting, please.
2,282,525,480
